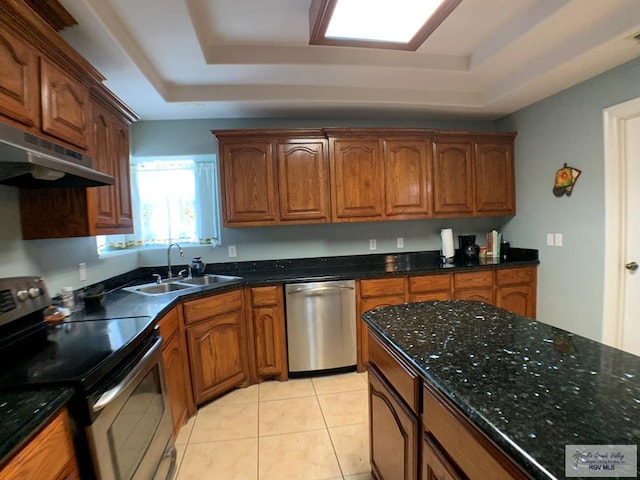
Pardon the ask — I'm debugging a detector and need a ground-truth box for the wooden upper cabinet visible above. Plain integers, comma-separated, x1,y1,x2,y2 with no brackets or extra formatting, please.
277,140,330,222
474,139,515,216
40,57,90,150
384,139,430,218
220,142,278,225
0,24,38,127
87,99,133,234
432,139,474,216
330,137,385,221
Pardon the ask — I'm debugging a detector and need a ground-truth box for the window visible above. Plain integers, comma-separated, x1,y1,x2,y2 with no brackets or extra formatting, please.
98,156,220,253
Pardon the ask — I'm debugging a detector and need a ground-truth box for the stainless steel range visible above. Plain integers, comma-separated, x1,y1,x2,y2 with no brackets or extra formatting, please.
0,276,176,480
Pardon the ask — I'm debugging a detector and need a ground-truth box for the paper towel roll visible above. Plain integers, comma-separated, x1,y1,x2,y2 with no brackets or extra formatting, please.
441,228,455,259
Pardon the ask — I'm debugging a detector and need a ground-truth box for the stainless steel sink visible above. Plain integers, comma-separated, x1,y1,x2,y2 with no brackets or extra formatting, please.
125,282,197,296
175,274,241,286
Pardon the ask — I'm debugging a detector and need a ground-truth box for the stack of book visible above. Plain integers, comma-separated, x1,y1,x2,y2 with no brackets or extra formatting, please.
487,230,501,258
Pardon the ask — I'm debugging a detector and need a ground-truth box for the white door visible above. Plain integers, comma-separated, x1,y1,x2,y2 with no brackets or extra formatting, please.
622,116,640,355
603,98,640,355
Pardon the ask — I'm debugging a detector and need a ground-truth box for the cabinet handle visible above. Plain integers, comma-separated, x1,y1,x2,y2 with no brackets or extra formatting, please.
626,261,638,271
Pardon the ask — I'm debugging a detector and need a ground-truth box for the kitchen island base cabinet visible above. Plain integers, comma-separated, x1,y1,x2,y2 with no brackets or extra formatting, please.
0,408,80,480
369,366,418,480
422,434,465,480
183,290,249,406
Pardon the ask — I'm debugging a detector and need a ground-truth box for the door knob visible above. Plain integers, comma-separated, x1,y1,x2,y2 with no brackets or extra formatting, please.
626,261,638,271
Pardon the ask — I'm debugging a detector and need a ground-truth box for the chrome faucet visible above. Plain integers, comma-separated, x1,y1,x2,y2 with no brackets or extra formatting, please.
167,243,184,279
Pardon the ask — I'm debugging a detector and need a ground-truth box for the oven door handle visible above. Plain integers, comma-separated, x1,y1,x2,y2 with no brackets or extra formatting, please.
92,336,162,413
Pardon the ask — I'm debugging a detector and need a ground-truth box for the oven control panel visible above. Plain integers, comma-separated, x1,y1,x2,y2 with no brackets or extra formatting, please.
0,277,51,326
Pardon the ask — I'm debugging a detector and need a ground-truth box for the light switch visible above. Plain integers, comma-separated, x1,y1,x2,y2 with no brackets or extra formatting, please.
546,233,554,246
554,233,563,247
397,237,404,248
228,245,237,257
369,239,377,250
78,263,87,281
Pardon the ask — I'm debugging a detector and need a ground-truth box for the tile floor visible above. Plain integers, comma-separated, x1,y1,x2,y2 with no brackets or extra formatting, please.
174,371,373,480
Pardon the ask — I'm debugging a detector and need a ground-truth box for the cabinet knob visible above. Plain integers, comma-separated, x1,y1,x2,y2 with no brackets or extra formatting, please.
625,261,638,271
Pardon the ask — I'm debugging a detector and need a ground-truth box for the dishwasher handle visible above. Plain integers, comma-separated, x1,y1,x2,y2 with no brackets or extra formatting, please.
288,284,354,296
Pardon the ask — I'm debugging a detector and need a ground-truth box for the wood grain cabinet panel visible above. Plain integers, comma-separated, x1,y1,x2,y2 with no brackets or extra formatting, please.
0,409,80,480
409,274,452,302
40,58,89,150
384,139,430,217
330,137,385,221
453,271,494,304
220,142,278,225
369,365,419,480
158,307,193,437
474,140,515,216
422,434,466,480
0,24,38,127
495,266,537,318
249,286,287,381
183,290,248,405
432,139,473,216
277,140,330,222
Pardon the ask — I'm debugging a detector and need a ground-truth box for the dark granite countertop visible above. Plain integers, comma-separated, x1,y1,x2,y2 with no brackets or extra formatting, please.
0,387,74,468
362,300,640,480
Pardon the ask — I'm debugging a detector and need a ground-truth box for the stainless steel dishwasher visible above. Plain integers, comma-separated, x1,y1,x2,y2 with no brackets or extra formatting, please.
285,280,356,373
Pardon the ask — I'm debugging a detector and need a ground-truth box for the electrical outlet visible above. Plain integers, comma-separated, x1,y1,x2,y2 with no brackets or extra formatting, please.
397,237,404,248
369,239,377,250
228,245,237,258
78,263,87,281
554,233,563,247
546,233,554,246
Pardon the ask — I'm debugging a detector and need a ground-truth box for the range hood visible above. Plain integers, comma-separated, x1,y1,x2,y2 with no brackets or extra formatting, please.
0,122,114,188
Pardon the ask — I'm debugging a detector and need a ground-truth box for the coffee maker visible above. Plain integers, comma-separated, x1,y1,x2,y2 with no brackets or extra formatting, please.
458,235,480,263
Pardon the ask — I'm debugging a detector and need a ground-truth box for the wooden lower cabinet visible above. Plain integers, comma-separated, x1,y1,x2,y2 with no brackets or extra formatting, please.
248,285,288,382
358,277,408,371
453,271,494,304
0,409,80,480
495,266,537,318
369,365,418,480
422,434,465,480
183,290,249,405
409,274,452,302
158,306,194,437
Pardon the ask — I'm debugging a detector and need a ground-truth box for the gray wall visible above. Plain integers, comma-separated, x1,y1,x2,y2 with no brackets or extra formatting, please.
497,56,640,341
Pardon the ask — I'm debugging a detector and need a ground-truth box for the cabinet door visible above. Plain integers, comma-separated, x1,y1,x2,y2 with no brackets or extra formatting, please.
474,141,515,215
359,294,407,370
220,142,278,225
369,366,418,480
422,434,465,480
186,308,248,405
454,289,494,304
330,138,385,221
384,140,430,217
113,119,133,230
0,409,80,480
409,274,452,302
251,286,287,381
0,25,38,126
496,285,535,318
432,140,473,216
89,104,118,229
277,140,330,222
162,333,192,436
40,58,89,149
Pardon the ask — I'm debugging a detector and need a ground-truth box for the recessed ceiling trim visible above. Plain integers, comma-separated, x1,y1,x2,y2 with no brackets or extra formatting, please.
309,0,462,51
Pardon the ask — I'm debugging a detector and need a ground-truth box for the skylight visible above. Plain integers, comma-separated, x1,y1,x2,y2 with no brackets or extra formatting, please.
309,0,462,51
325,0,445,43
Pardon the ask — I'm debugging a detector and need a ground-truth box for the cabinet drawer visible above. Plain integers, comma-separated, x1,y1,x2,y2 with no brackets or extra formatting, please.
409,274,451,293
183,289,243,325
251,285,281,307
453,271,493,289
422,383,528,480
368,331,419,412
360,277,406,298
157,307,180,343
496,267,534,286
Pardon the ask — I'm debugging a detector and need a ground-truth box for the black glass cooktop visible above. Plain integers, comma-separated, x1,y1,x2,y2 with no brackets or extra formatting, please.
0,317,155,392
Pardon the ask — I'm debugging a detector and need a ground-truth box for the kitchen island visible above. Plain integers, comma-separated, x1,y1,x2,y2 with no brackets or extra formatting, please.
362,300,640,479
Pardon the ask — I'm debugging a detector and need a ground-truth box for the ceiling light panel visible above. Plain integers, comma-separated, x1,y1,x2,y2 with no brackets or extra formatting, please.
325,0,444,43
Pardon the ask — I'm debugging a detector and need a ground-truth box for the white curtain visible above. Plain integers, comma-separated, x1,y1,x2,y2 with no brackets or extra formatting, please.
100,156,219,251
